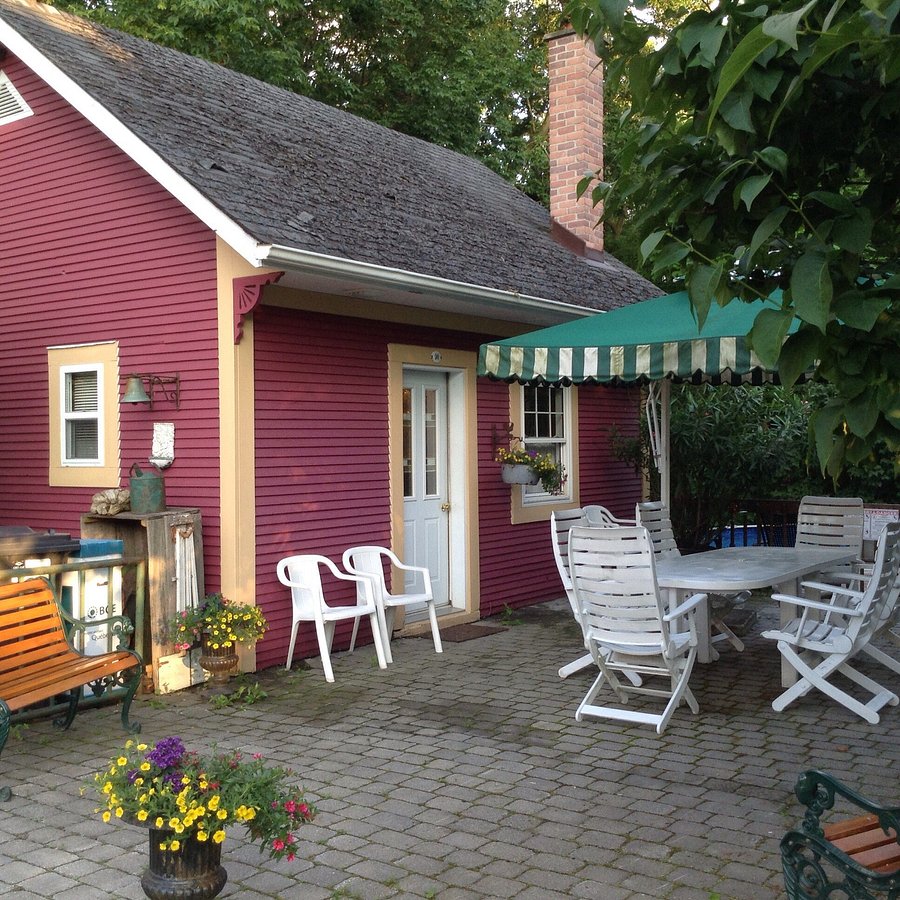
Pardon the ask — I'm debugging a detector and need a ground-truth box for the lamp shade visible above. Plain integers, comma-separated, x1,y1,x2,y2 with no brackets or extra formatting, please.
122,375,151,404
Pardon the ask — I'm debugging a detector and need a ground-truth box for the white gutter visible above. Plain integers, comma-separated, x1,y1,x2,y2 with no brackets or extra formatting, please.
262,244,596,319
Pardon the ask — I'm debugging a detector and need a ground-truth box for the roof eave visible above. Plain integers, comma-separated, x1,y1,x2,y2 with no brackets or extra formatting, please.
262,243,597,326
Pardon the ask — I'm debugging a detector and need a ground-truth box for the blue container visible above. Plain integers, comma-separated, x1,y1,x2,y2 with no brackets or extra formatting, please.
71,539,124,559
719,526,759,548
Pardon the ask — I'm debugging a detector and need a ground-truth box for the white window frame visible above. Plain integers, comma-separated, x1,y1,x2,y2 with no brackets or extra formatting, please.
520,384,573,506
60,363,103,466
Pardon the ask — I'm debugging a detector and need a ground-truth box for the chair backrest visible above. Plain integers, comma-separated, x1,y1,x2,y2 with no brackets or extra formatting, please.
568,525,669,654
342,546,390,599
583,505,635,527
276,554,343,620
635,501,681,559
846,522,900,650
795,496,864,556
550,508,586,593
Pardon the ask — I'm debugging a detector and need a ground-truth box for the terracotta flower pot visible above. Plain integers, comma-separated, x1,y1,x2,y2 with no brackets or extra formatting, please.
141,828,227,900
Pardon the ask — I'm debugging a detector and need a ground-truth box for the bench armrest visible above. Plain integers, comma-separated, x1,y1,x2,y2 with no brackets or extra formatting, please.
59,605,135,650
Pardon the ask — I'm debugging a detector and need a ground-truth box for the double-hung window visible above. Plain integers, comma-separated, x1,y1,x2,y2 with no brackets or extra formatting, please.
61,365,102,465
48,342,120,487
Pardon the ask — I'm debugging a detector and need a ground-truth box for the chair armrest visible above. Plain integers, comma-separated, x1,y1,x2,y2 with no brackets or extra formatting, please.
801,580,865,599
664,593,706,621
771,593,863,617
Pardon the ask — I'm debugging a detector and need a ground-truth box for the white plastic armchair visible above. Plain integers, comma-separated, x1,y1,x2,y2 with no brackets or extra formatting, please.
796,495,866,581
762,522,900,724
583,505,635,527
342,546,442,664
568,525,704,735
276,554,388,682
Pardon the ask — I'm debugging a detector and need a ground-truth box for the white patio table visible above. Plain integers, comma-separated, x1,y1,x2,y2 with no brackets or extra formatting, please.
654,546,858,686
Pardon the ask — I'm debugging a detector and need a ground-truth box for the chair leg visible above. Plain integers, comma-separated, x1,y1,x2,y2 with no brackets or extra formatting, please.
369,613,388,670
315,621,336,683
559,652,594,679
711,618,745,652
426,602,442,654
378,605,394,665
285,620,300,671
862,643,900,677
348,616,360,654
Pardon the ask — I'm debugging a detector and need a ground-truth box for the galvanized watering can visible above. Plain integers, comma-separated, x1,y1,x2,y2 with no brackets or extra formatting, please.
129,463,166,514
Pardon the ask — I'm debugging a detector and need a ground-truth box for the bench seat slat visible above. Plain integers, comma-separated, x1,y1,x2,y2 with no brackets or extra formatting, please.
824,814,881,841
2,651,137,710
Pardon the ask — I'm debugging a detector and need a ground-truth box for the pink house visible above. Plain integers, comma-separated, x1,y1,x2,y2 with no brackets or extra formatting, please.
0,1,656,674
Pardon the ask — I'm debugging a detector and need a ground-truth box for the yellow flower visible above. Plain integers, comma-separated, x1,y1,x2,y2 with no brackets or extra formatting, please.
170,840,180,852
197,831,209,842
155,817,165,828
137,743,148,751
140,762,150,771
168,817,181,829
102,782,112,795
213,830,226,844
137,810,149,822
102,811,111,823
117,757,127,766
216,809,228,820
115,807,124,818
208,795,220,811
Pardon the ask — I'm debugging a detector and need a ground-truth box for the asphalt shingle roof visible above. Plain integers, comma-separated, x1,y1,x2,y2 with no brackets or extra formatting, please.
0,0,659,311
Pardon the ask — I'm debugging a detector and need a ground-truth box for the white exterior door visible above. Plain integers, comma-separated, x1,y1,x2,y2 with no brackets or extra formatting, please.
402,369,450,609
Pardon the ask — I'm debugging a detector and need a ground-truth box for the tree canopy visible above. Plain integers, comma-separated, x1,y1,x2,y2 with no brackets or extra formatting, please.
568,0,900,478
52,0,558,202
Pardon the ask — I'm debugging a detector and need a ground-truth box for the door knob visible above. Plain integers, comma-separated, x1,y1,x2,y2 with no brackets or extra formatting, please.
441,503,451,512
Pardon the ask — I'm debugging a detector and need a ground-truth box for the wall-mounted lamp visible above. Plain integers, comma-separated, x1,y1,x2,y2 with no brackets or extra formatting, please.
121,373,180,409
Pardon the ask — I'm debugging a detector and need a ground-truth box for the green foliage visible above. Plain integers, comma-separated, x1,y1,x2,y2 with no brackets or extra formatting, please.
209,677,268,709
610,383,900,548
51,0,558,203
568,0,900,474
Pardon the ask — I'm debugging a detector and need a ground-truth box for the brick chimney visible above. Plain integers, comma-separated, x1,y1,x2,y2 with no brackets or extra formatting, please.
546,28,604,255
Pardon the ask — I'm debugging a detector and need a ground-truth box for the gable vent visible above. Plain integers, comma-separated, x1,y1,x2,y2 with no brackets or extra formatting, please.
0,71,33,127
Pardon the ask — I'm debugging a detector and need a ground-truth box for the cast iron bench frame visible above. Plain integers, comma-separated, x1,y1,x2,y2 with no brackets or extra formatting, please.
783,769,900,899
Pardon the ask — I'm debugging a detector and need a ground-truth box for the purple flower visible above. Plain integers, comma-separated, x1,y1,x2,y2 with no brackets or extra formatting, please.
146,736,186,769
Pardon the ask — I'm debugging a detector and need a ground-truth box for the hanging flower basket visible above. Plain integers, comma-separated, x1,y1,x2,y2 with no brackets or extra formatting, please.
500,463,540,485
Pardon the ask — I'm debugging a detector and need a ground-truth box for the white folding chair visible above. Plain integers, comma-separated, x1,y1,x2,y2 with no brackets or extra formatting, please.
342,546,442,664
276,554,388,682
550,508,590,678
763,522,900,723
637,501,749,652
569,525,705,735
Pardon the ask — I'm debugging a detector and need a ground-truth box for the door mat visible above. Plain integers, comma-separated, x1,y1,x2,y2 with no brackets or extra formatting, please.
437,624,508,643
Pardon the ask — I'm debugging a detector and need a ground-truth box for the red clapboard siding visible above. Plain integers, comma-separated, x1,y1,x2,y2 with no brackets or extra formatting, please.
0,55,223,587
252,307,643,668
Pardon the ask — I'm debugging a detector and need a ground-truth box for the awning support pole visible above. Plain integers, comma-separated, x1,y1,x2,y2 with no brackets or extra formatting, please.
659,379,671,509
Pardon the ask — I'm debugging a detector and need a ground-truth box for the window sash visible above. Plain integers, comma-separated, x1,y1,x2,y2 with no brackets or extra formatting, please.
521,385,570,502
61,365,102,465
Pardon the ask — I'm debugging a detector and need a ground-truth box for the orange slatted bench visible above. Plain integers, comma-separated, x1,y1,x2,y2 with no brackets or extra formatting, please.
782,770,900,898
0,577,143,800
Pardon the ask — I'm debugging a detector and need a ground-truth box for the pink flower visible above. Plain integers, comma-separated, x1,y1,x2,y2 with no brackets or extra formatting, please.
284,800,296,814
252,753,263,760
272,839,285,851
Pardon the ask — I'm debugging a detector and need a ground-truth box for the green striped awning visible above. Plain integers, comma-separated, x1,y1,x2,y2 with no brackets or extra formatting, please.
478,291,798,386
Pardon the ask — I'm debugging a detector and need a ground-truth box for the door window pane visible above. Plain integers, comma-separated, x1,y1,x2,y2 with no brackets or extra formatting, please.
424,388,437,496
402,388,413,498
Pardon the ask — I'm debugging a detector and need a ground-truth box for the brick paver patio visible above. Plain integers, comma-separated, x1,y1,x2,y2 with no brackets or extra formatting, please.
1,598,898,898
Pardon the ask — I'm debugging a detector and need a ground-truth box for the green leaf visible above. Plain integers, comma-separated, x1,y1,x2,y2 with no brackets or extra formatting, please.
720,91,755,132
833,292,890,330
708,23,777,132
748,307,793,367
776,327,820,387
810,404,844,475
748,206,788,261
756,146,789,176
736,173,772,211
761,0,818,49
831,210,873,254
686,261,724,329
791,251,833,331
844,391,880,438
807,191,856,215
639,230,667,263
649,240,691,274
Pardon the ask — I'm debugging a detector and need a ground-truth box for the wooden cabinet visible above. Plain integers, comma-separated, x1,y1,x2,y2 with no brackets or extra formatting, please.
80,508,204,692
